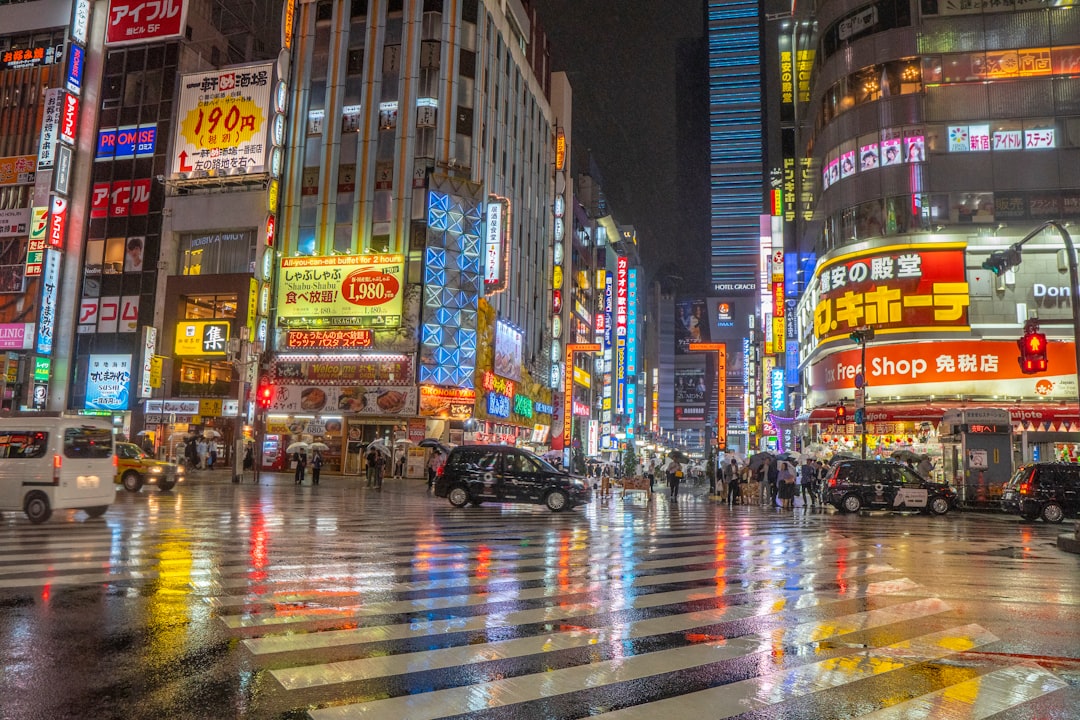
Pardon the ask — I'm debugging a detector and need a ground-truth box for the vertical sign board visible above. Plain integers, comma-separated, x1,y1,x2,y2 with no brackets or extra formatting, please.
484,196,508,293
59,92,79,145
69,0,92,46
37,249,61,356
562,344,601,452
615,257,629,415
690,343,728,449
65,42,85,95
627,267,638,375
603,273,613,350
37,88,63,170
139,326,157,398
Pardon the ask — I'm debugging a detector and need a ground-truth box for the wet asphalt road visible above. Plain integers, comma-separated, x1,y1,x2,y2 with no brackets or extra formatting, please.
1,473,1079,720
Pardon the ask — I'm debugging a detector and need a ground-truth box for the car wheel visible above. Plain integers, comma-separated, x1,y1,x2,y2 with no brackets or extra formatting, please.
841,493,862,513
1041,502,1065,524
546,489,569,512
122,471,143,492
448,485,470,507
929,496,951,515
158,479,176,492
83,506,108,518
24,492,51,524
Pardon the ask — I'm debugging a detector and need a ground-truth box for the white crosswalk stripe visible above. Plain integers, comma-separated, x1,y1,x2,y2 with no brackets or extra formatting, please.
1,486,1073,719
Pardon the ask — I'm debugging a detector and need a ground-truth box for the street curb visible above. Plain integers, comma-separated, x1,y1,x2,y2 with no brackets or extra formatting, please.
1058,529,1080,555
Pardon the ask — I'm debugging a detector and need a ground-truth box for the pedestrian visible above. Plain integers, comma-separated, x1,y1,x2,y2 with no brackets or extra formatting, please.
395,451,406,478
767,458,780,506
197,438,208,470
311,451,323,485
243,445,255,483
726,459,740,504
185,438,199,471
373,450,386,489
427,450,443,490
668,459,683,501
294,450,306,485
800,458,817,507
778,461,797,509
208,443,218,470
365,448,377,487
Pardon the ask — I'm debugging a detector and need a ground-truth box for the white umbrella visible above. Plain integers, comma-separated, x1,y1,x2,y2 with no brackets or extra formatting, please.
395,438,415,447
203,429,222,439
366,440,391,456
309,441,329,452
286,441,310,454
541,449,563,462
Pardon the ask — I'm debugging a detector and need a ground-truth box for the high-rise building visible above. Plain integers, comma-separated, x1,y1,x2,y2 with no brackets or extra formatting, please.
706,0,764,294
792,0,1080,500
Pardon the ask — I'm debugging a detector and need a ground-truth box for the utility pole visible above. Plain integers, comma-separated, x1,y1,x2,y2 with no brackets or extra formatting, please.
849,326,875,459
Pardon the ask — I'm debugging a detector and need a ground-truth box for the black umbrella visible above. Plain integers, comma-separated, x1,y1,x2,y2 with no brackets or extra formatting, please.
418,438,451,454
748,451,776,471
668,450,690,463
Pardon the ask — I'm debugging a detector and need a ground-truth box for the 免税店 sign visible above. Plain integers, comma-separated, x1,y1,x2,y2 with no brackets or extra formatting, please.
808,339,1079,404
277,254,406,328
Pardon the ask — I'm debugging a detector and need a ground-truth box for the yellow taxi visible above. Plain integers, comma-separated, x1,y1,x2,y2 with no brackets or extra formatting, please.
115,442,184,492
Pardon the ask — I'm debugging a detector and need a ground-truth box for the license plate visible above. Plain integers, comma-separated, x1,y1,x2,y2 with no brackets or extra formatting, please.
1003,491,1014,499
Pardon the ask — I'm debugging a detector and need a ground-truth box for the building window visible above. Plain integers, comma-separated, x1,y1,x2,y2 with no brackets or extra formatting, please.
0,239,26,293
183,294,238,320
178,230,255,275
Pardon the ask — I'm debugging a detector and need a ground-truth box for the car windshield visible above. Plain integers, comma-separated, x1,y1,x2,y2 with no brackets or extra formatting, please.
1005,466,1031,488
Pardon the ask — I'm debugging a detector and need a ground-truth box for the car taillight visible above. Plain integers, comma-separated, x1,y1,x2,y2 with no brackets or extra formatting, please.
828,476,837,488
1018,469,1035,495
53,454,62,485
437,465,444,477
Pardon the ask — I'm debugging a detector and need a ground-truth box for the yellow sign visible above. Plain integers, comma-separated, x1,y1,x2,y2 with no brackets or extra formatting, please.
555,130,566,172
174,320,231,356
199,399,223,417
573,365,591,388
180,98,266,153
150,356,163,388
553,265,563,290
277,254,406,328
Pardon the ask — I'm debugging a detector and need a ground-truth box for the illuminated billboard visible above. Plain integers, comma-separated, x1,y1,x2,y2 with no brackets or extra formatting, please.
627,267,638,375
484,196,509,294
170,63,272,178
277,254,405,328
85,354,132,411
106,0,188,45
494,320,522,381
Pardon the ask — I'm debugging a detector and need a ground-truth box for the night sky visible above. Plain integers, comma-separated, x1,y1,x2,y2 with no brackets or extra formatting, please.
533,1,709,292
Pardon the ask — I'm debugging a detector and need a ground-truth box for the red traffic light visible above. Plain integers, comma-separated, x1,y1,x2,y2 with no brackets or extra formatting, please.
256,378,275,409
1017,330,1048,375
836,405,847,424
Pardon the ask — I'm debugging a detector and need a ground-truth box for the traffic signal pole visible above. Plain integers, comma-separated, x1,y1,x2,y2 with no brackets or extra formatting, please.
982,221,1080,409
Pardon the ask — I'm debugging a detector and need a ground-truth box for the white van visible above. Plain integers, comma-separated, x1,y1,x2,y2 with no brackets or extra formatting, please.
0,415,116,523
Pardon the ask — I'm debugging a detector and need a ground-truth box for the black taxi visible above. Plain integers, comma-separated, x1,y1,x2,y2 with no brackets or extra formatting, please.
434,445,590,512
824,459,956,515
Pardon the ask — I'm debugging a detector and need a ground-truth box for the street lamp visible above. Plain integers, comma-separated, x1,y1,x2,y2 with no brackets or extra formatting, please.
981,220,1080,408
849,326,875,459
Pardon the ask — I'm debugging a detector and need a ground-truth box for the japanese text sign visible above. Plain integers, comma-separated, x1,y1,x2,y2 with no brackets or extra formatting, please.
810,243,969,346
106,0,187,45
174,320,230,356
85,354,132,410
171,63,272,178
277,254,405,328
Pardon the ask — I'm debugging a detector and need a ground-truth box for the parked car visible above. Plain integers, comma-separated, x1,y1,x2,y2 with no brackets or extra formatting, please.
0,415,116,523
1001,463,1080,523
824,459,955,515
433,445,590,512
115,442,183,492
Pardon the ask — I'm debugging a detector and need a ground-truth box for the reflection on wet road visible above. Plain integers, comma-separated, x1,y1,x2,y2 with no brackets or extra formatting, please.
1,479,1078,719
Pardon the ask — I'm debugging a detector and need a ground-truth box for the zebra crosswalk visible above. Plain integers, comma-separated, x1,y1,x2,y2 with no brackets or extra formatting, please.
0,485,1076,719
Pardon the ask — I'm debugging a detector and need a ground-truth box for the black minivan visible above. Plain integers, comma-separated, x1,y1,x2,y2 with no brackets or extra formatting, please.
433,445,590,512
1001,463,1080,523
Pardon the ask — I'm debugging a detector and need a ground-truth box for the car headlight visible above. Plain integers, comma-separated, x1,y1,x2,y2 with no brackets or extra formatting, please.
570,478,586,488
149,466,163,474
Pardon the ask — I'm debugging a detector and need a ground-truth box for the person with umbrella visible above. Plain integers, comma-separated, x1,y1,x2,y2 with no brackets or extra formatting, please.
293,445,307,485
426,448,445,490
667,456,684,502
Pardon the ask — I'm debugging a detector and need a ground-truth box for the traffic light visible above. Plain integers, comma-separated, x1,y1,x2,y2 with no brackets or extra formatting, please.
836,405,847,425
982,245,1022,275
1018,324,1048,374
256,377,274,409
